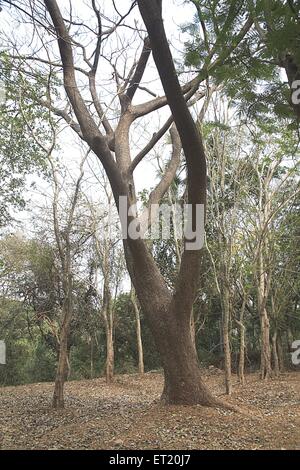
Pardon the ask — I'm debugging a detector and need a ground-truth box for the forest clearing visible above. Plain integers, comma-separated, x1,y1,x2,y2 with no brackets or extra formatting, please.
1,371,299,450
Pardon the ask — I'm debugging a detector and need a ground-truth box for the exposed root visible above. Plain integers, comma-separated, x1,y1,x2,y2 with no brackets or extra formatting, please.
212,397,264,418
158,393,259,418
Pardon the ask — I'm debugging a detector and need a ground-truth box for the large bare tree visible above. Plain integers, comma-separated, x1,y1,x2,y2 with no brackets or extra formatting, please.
3,0,252,406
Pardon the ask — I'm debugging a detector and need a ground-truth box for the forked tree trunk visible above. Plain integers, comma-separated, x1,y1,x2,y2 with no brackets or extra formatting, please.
124,239,218,406
159,310,217,405
131,289,144,374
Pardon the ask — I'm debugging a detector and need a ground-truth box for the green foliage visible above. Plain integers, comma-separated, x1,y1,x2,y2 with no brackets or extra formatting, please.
0,53,59,226
182,0,300,124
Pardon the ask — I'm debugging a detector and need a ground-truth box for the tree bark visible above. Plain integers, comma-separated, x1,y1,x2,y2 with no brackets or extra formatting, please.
190,308,197,355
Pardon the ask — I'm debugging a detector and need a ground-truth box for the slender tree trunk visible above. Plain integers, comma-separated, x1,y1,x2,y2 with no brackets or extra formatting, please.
222,286,232,395
236,293,246,385
272,331,280,377
103,310,114,383
90,336,94,379
53,320,70,408
101,275,115,384
131,289,144,374
238,321,246,385
257,252,272,379
277,334,284,372
53,275,72,409
53,328,68,409
66,346,71,379
260,309,272,379
106,325,114,383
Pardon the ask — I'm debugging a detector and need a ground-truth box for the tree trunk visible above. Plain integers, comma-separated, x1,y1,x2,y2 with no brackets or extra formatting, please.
257,250,272,379
277,334,284,372
53,323,69,409
236,293,246,385
272,331,280,377
222,285,232,395
90,336,94,379
260,309,272,379
238,322,246,385
102,278,115,384
103,312,114,383
106,327,114,383
236,319,246,385
131,289,144,374
159,311,217,405
52,275,72,409
125,240,218,407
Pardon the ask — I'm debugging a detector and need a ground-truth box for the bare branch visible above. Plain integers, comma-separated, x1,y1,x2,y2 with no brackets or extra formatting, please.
126,37,151,102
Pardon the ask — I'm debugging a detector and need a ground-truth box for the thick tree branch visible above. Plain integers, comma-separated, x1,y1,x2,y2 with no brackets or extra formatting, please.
137,0,207,317
44,0,103,143
132,75,200,118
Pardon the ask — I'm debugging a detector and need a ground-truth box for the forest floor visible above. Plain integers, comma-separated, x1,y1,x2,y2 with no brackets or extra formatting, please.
0,370,299,450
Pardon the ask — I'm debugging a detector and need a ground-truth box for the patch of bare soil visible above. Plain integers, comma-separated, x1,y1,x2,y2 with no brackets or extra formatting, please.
0,371,299,450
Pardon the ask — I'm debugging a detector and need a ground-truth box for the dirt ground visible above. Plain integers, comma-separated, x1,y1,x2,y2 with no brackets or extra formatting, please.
0,370,299,450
